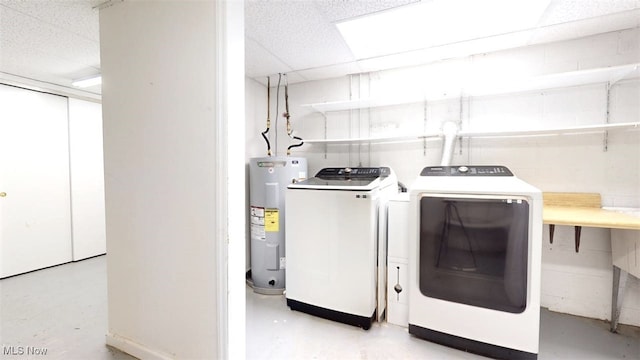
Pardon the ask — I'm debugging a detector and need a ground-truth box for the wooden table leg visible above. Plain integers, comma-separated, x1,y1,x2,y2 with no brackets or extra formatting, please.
574,226,582,252
549,224,555,244
611,265,621,333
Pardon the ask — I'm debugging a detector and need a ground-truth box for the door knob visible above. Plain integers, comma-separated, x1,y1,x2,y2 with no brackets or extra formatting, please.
0,192,6,197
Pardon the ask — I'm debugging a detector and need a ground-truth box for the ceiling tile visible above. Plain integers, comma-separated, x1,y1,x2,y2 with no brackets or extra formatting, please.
245,37,295,78
539,0,640,26
0,2,100,83
294,61,363,81
245,0,355,71
1,0,640,96
313,0,419,22
530,9,640,44
0,0,100,42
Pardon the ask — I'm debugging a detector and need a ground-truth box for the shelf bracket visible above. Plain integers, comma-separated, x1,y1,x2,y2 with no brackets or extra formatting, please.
548,224,582,252
458,96,464,155
322,113,327,160
423,99,428,156
603,64,637,152
609,64,638,87
604,82,611,152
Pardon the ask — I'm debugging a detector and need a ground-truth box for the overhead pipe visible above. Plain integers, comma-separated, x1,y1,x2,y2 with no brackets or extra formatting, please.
440,121,459,166
274,73,282,155
283,74,304,155
261,76,272,156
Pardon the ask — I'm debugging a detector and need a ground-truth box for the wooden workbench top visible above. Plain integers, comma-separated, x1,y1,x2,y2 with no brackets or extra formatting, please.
542,192,640,230
543,205,640,230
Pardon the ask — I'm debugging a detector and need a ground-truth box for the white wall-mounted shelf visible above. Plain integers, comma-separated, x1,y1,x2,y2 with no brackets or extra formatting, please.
301,97,422,114
459,122,640,138
304,122,640,145
301,63,640,114
304,131,442,145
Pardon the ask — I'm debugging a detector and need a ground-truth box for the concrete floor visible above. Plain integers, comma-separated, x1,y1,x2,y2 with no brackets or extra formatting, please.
247,287,640,359
2,256,638,359
0,256,134,360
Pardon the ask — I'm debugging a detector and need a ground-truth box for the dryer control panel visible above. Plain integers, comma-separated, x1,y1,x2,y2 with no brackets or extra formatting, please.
420,166,513,177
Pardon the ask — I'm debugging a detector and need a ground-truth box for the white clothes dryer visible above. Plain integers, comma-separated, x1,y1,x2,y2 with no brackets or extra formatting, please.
408,166,542,359
285,167,397,329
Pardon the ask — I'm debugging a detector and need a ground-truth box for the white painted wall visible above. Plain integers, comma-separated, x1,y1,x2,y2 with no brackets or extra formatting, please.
246,78,269,160
100,1,237,358
68,98,106,261
247,28,640,326
223,2,247,358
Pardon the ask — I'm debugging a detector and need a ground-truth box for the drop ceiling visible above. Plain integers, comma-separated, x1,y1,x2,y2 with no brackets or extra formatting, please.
0,0,638,98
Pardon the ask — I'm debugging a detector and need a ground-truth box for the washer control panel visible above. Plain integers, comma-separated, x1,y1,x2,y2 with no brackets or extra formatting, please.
420,166,513,177
316,167,391,179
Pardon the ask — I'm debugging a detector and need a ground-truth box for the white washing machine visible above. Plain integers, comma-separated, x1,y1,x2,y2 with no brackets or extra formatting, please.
285,167,398,329
408,166,542,359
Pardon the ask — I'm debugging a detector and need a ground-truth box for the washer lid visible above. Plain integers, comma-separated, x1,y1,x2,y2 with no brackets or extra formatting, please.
288,167,391,190
293,177,378,188
316,167,390,180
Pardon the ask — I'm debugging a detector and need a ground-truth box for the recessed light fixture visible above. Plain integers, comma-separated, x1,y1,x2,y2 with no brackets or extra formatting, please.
72,75,102,88
336,0,551,60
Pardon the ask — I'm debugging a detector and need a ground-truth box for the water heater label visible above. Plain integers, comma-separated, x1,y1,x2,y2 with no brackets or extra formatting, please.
250,206,266,241
251,224,265,241
265,209,279,232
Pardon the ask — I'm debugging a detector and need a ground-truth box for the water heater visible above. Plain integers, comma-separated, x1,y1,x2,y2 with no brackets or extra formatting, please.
249,156,307,294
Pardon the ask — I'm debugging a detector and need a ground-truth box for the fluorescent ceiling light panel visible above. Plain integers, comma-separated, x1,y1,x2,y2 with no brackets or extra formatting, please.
336,0,551,60
72,75,102,88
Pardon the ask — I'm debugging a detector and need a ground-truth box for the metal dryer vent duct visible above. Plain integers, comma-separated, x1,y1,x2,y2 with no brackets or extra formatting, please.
440,121,459,166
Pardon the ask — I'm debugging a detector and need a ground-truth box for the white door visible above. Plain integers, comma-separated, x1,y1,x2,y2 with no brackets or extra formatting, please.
0,85,72,278
68,98,106,261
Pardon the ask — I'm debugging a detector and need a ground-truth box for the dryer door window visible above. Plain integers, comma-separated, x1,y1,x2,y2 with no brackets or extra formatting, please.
419,195,530,313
